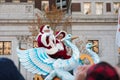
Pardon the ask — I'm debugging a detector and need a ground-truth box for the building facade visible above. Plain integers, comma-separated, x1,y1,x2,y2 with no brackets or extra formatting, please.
0,0,120,80
71,0,120,65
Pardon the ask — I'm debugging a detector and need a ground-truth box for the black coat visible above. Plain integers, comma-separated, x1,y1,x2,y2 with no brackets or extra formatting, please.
0,58,25,80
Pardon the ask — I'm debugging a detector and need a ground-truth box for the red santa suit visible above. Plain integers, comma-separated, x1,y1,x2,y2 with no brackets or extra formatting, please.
49,31,71,59
36,25,58,55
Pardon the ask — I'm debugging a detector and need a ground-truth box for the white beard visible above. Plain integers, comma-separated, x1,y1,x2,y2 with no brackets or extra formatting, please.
41,32,56,47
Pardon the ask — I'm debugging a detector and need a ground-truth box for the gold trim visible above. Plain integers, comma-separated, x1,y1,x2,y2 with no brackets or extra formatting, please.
80,54,94,65
34,74,43,80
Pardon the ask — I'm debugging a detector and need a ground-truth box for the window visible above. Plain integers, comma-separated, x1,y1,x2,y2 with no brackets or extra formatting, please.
5,0,12,2
20,0,27,2
106,3,111,12
71,3,81,12
88,40,99,54
41,1,49,11
25,5,32,13
56,0,67,10
0,41,11,55
57,0,60,3
96,2,103,15
35,0,41,10
12,0,20,3
84,2,91,15
62,0,67,8
113,2,120,14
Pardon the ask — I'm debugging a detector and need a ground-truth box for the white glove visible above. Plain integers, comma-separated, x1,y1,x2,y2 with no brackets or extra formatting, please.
56,43,64,51
50,35,56,41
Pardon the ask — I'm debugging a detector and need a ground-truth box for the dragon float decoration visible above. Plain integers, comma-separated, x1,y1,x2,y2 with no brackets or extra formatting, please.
17,33,100,80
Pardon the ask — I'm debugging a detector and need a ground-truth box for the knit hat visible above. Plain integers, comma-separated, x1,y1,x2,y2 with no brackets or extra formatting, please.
86,62,119,80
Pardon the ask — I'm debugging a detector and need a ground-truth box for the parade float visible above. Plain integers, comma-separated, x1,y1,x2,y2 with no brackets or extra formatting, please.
17,6,100,80
17,25,100,80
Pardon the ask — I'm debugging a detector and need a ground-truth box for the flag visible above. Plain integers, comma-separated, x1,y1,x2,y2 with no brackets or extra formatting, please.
116,8,120,47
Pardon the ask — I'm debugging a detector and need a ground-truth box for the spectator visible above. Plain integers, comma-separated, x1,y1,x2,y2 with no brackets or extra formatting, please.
74,65,91,80
75,62,120,80
0,58,25,80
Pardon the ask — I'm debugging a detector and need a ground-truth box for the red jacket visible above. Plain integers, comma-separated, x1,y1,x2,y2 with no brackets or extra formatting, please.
37,35,51,49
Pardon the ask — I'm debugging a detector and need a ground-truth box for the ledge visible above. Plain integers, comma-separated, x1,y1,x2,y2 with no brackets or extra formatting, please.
72,15,118,23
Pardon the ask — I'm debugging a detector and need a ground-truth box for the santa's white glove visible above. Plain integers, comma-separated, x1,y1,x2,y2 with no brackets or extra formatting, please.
56,43,64,51
50,35,56,41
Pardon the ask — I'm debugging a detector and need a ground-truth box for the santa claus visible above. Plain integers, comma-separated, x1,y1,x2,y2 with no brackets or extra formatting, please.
49,30,71,59
36,25,71,59
36,25,58,55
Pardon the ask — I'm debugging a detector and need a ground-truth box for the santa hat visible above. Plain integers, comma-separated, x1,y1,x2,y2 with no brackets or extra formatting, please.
36,25,51,40
55,30,67,38
40,25,51,33
39,25,45,33
86,62,119,80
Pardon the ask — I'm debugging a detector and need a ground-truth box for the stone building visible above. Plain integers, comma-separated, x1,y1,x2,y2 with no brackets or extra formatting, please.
0,0,120,80
71,0,120,65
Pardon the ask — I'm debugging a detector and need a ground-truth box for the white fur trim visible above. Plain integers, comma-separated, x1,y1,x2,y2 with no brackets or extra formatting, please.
42,25,50,33
49,35,56,44
35,32,42,40
55,30,67,37
41,33,56,48
41,34,50,47
46,47,58,55
56,43,64,50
